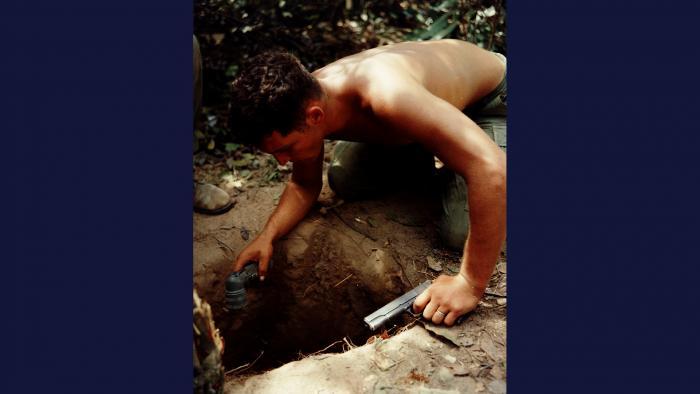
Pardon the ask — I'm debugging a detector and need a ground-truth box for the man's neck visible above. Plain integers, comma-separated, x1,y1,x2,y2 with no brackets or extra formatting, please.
317,81,349,138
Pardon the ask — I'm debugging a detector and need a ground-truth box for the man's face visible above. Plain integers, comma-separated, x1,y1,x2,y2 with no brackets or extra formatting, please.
259,129,322,165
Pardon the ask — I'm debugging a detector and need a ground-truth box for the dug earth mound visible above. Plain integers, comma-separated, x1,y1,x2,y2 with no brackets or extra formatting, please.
193,179,507,392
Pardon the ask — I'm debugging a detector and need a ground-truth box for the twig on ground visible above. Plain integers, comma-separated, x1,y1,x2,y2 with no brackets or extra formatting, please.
302,284,314,297
334,273,353,287
331,208,378,241
213,235,235,257
484,291,507,298
300,339,345,359
343,336,356,351
417,269,437,279
225,350,264,375
385,216,427,227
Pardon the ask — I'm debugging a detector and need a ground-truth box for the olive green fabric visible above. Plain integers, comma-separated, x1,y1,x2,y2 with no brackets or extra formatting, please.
328,53,507,250
327,143,436,201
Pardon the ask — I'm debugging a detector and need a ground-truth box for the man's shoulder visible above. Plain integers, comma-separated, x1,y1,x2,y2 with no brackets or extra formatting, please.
350,61,421,105
318,65,404,110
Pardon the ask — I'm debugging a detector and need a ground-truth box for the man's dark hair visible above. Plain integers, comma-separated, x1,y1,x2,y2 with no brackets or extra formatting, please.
228,51,322,146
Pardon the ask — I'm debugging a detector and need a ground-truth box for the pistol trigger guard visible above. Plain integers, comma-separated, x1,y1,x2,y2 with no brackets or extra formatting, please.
406,305,421,318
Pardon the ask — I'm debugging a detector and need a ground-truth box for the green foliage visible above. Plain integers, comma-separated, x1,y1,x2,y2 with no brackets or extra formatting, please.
405,0,506,49
194,107,229,153
193,0,506,153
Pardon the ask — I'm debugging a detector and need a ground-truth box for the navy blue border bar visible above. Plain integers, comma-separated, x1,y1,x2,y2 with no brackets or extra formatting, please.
8,1,192,392
509,1,700,392
6,0,700,392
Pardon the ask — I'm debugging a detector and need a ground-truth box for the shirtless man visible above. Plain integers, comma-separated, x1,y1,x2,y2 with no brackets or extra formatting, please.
229,39,506,326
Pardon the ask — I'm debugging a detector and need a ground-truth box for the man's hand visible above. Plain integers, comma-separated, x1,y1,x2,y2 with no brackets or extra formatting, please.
233,234,274,280
229,151,323,282
412,273,484,326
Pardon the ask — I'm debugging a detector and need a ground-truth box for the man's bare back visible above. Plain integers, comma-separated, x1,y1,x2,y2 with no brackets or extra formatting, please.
313,39,505,144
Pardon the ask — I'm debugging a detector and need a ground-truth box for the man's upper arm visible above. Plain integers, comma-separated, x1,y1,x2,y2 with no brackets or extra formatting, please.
370,81,504,178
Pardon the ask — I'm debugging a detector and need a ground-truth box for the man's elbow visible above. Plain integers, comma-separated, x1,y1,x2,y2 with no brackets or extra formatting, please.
486,158,506,195
470,150,506,194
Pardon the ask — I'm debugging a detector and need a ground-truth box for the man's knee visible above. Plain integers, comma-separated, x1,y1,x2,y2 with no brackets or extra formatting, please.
327,141,436,200
327,141,372,200
438,172,469,250
327,160,355,200
475,116,507,152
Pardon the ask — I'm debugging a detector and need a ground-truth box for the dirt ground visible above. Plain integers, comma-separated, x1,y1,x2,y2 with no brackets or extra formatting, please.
193,143,507,392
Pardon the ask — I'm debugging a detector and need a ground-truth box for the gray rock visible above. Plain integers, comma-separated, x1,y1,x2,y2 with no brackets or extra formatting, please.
426,256,443,272
435,366,453,385
487,379,506,394
194,183,231,211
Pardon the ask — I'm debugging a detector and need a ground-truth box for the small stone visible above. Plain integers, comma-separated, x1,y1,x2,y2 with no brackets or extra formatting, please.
469,364,482,378
490,363,506,379
497,262,507,274
426,256,443,272
450,362,470,376
423,323,474,347
193,183,231,211
436,366,453,384
372,350,396,371
479,333,502,362
496,298,507,306
443,355,457,364
354,217,367,225
362,374,378,392
487,379,506,394
462,376,478,392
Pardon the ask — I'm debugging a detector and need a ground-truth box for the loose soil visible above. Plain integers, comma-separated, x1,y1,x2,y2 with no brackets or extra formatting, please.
193,143,507,392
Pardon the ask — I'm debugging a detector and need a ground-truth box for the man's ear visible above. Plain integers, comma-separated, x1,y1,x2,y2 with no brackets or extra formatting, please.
305,105,324,126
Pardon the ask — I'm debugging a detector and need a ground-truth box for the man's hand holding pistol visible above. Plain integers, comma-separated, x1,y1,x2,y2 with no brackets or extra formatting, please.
364,273,479,330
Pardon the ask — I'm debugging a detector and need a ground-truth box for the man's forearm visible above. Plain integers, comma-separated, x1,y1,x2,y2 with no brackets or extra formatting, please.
460,163,506,293
258,180,321,242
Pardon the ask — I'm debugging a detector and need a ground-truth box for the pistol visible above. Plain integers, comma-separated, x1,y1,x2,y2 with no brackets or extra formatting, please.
363,280,431,331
